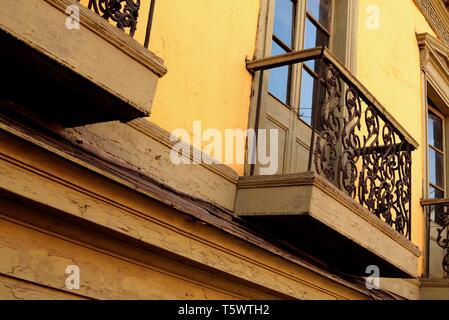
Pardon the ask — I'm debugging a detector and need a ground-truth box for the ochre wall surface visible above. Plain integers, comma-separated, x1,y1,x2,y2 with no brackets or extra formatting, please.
140,0,260,174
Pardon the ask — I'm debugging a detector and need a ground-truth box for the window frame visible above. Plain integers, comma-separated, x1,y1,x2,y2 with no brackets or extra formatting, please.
267,0,335,123
244,0,359,176
426,101,448,226
427,103,447,201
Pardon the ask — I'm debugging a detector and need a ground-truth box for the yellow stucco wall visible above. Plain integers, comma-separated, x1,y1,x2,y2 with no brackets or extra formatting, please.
133,0,260,174
357,0,436,273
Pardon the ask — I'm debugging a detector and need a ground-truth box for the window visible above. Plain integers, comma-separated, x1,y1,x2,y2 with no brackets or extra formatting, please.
427,101,447,225
268,0,332,125
268,0,295,105
246,0,356,176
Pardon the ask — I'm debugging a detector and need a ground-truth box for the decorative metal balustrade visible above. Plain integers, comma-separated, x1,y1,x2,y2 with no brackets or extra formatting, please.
422,199,449,277
78,0,156,48
247,47,417,239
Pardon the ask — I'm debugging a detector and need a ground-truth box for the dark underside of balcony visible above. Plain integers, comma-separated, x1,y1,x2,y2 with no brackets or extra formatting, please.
243,214,411,279
0,29,147,128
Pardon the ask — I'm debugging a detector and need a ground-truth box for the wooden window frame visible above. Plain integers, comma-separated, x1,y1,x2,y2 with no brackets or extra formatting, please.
248,0,359,114
427,103,447,201
267,0,335,114
244,0,359,176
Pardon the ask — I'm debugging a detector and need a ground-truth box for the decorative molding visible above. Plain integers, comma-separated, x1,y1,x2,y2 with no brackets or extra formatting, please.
417,33,449,108
419,45,431,73
415,0,449,46
417,32,449,71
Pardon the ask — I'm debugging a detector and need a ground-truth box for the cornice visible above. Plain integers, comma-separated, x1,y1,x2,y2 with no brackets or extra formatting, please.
417,32,449,110
415,0,449,46
417,32,449,71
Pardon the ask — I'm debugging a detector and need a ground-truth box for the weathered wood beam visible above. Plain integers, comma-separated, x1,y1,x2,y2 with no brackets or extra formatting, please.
246,47,324,73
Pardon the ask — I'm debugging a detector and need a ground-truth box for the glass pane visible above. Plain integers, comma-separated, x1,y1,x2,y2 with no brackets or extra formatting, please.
429,187,446,225
307,0,331,29
274,0,294,47
304,18,329,50
299,68,315,125
429,148,445,188
428,112,443,150
269,41,289,104
429,186,444,199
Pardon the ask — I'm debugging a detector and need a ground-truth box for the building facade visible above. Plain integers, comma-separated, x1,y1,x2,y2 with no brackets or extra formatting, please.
0,0,449,299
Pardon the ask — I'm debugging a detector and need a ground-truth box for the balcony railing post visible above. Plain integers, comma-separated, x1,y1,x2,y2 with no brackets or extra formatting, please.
250,69,265,176
408,149,413,239
144,0,156,48
307,49,325,172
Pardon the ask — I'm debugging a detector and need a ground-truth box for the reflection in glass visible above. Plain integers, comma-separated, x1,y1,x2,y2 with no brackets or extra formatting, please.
304,18,329,50
428,112,443,150
274,0,294,47
429,148,445,188
427,108,446,225
429,187,446,225
268,41,289,104
306,0,331,29
429,186,444,199
299,68,315,125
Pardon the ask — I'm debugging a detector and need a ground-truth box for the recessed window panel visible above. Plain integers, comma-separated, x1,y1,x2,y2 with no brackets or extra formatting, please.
427,107,446,224
274,0,295,47
428,112,443,150
429,186,444,199
429,187,446,225
304,19,317,50
299,68,315,125
429,148,445,188
307,0,331,29
304,18,329,50
269,41,290,104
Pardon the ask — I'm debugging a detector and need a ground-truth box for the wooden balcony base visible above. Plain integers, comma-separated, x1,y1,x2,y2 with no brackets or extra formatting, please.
0,30,146,127
235,173,421,278
420,278,449,300
0,0,166,127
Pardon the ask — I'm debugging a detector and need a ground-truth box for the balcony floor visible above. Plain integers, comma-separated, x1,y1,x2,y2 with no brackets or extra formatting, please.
235,172,421,278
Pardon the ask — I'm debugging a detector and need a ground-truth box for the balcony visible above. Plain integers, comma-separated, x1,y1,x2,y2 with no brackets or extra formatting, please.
0,0,166,127
421,199,449,299
236,48,421,278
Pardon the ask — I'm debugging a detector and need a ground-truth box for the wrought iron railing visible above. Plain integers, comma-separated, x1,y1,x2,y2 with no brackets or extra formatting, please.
78,0,156,48
422,199,449,277
246,47,418,239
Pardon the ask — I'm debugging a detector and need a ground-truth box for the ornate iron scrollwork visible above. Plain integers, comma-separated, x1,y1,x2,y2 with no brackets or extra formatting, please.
435,203,449,273
315,60,412,238
80,0,140,37
314,63,342,186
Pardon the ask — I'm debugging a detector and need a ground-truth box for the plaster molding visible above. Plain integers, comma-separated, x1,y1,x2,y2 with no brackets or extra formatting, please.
415,0,449,46
417,33,449,109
